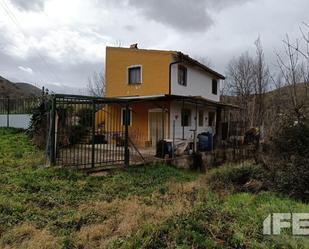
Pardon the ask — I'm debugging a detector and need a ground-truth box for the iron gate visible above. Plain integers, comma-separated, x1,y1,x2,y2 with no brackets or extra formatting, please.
49,94,137,169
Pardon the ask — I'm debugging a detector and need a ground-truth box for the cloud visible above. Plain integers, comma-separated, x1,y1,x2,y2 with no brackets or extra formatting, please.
18,66,33,74
1,0,309,93
128,0,212,32
9,0,46,11
127,0,251,32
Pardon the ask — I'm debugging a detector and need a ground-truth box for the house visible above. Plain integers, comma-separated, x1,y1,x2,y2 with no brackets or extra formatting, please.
97,45,230,149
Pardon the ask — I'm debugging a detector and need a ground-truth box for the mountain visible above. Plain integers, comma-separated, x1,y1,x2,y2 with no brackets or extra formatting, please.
0,76,42,98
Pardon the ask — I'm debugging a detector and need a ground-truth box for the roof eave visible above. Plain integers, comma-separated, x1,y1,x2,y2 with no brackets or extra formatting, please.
177,52,225,80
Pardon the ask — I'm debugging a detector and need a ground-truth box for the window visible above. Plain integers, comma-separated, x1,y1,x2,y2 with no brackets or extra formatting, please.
208,112,215,126
198,110,204,127
181,108,191,127
178,65,187,86
212,79,218,95
128,66,141,84
121,108,132,126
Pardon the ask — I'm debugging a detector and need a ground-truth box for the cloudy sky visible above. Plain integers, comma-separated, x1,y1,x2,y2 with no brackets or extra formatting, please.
0,0,308,93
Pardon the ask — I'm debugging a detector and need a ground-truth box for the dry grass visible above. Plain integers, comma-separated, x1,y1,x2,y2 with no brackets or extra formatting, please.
0,223,59,249
76,177,207,248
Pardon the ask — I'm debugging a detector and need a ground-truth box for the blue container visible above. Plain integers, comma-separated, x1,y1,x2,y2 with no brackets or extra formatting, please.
198,133,213,151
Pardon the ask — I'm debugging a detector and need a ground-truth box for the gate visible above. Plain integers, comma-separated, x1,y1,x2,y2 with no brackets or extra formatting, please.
49,94,139,169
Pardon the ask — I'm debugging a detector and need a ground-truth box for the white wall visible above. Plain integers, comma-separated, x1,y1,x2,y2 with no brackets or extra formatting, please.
0,114,31,129
169,101,216,140
171,63,220,102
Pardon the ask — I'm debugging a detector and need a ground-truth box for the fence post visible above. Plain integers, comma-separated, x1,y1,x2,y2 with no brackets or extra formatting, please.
50,96,56,166
6,97,10,128
172,119,175,158
124,105,130,168
91,100,96,168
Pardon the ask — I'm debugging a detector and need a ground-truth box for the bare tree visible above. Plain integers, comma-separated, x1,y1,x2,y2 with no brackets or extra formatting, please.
87,71,105,97
195,56,213,67
276,35,308,121
226,51,255,129
252,37,270,130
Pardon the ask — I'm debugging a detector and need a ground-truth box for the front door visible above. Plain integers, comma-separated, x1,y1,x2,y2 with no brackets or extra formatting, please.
148,109,168,147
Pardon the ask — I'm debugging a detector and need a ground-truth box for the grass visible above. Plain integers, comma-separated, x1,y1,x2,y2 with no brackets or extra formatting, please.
0,128,308,249
118,192,309,249
206,161,266,192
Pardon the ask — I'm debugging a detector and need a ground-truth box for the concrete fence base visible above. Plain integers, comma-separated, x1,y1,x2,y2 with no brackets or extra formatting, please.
0,114,31,129
170,146,256,171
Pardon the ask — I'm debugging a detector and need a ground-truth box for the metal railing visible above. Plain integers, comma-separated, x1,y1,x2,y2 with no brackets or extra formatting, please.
0,97,40,128
49,94,141,169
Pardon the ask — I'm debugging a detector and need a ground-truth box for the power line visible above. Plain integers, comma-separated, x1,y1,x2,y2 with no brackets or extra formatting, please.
0,0,62,84
0,2,50,86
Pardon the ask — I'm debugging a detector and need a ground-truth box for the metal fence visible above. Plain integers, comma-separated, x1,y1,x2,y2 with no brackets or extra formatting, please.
49,94,143,169
0,97,40,128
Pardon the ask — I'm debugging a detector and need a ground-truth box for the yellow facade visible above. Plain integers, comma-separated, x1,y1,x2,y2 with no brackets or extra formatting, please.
97,47,176,147
105,47,175,97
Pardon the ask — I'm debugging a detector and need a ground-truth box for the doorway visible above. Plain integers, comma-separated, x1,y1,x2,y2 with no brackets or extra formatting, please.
148,109,168,147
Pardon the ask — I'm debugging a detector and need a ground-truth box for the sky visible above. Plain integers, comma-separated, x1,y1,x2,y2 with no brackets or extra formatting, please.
0,0,308,93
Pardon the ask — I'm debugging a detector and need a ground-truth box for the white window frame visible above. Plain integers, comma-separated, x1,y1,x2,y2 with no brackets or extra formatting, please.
121,107,132,126
127,65,142,84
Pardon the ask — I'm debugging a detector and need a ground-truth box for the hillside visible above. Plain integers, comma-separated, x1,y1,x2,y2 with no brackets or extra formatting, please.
0,76,41,98
220,83,309,138
221,83,308,105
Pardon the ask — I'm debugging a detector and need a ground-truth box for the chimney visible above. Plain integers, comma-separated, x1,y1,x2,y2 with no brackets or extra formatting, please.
130,43,138,49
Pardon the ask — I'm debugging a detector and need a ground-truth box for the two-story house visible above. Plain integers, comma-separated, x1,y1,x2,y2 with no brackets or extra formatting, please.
99,45,227,148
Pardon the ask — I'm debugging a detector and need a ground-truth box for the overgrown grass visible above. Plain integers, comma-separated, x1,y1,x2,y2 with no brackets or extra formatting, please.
0,128,197,247
1,128,309,249
119,191,309,249
207,161,266,192
0,128,43,170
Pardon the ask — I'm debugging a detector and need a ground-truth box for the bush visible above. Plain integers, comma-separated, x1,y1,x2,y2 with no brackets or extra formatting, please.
27,97,50,149
207,162,265,192
68,125,89,145
75,108,93,127
271,118,309,159
267,118,309,202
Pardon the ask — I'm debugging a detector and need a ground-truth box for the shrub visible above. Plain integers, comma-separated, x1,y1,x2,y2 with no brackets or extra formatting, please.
75,107,93,127
27,97,50,149
207,162,266,192
267,117,309,202
271,118,309,159
68,124,89,145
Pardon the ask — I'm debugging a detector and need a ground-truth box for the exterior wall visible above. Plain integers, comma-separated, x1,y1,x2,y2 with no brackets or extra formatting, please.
169,101,217,140
105,47,173,97
170,63,220,102
96,102,170,148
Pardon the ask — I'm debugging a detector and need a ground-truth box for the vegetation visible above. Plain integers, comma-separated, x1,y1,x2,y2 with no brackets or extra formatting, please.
118,192,309,249
265,117,309,202
0,128,309,249
207,161,265,192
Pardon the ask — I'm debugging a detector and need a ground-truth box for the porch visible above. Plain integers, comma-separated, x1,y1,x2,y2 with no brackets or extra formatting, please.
49,94,240,169
95,94,240,159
